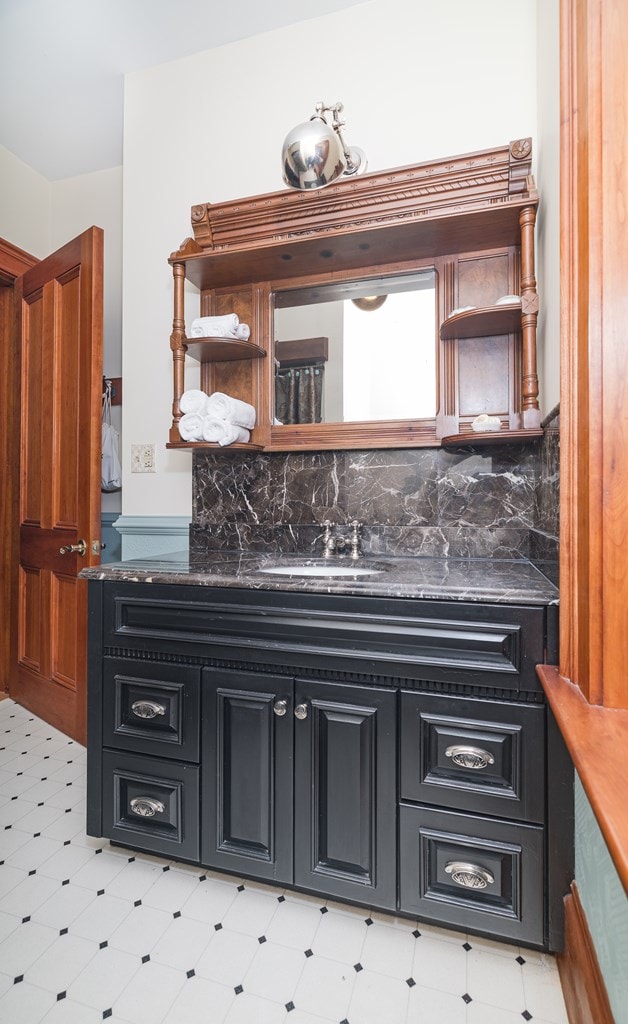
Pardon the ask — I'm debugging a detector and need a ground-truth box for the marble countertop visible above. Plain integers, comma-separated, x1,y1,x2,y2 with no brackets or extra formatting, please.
81,551,558,606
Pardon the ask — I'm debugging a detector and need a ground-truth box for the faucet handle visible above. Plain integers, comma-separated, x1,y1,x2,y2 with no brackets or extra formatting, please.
322,520,335,558
349,520,362,558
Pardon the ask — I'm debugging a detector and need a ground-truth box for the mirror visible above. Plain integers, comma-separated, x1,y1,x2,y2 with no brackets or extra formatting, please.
273,270,437,425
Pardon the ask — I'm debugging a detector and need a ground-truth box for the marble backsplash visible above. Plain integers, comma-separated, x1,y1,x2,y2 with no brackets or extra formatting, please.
191,426,559,573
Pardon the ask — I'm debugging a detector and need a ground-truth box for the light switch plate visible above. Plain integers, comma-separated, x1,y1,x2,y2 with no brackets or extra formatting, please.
131,443,155,473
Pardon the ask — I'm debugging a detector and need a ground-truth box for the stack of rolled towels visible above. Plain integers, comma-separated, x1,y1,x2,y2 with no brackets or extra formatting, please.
189,313,250,341
178,389,256,446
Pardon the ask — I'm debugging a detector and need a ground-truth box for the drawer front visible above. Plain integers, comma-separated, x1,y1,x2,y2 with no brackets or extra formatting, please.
399,804,544,945
103,658,200,762
102,750,199,861
400,691,545,823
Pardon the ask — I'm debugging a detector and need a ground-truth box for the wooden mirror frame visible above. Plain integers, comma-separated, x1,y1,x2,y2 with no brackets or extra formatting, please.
167,139,540,452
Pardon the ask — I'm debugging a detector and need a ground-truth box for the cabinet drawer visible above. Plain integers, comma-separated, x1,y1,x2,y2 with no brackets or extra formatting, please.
103,658,200,762
101,750,199,861
400,691,544,823
399,804,544,946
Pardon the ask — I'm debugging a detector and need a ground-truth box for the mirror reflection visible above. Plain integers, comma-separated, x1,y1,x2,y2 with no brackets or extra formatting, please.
273,270,437,425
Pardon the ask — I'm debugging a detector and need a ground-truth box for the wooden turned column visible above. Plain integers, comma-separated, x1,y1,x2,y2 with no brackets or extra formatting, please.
169,261,187,443
519,204,542,428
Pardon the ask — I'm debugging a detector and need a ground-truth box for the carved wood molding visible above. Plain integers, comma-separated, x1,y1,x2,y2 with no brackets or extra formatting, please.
187,141,535,254
557,883,615,1024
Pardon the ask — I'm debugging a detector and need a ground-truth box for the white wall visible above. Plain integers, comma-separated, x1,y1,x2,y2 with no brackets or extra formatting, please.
536,0,560,415
122,0,538,517
0,144,51,257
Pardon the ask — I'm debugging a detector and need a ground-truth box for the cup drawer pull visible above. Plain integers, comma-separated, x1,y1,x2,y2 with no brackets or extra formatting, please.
445,861,495,889
130,796,165,818
131,700,166,720
445,744,495,770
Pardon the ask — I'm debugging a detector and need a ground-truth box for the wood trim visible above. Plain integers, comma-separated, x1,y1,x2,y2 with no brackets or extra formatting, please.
537,665,628,894
557,883,615,1024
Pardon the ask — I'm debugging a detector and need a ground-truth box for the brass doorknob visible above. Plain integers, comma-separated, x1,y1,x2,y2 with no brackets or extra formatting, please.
59,540,87,556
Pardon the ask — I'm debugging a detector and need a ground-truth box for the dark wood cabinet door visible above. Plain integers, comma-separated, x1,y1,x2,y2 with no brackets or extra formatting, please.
293,679,397,910
201,667,293,883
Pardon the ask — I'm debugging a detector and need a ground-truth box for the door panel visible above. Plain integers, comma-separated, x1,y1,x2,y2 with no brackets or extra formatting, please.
11,228,103,742
202,667,293,882
294,679,397,910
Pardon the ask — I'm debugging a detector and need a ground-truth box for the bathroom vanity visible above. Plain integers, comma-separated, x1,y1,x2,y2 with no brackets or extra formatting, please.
84,554,572,952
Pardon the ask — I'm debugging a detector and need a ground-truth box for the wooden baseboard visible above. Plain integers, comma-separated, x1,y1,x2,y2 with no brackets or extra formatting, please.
557,883,615,1024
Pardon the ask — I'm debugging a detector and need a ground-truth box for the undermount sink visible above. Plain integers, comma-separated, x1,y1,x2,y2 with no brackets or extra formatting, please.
257,564,383,578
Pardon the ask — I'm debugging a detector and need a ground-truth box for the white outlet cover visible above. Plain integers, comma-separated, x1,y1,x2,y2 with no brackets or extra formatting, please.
131,443,155,473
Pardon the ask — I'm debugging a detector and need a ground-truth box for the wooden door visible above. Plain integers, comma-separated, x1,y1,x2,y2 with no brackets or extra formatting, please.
11,227,104,744
293,679,397,910
201,666,293,882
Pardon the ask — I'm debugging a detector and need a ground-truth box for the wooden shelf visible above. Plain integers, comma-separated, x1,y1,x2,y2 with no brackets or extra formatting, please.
440,303,522,341
440,428,544,448
166,441,265,451
184,337,266,362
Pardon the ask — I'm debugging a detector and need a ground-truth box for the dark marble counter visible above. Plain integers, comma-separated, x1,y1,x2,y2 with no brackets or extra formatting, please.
81,551,558,606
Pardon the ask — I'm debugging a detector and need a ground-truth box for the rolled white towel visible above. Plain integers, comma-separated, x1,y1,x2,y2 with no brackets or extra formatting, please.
179,389,208,415
206,392,256,429
189,322,251,341
202,416,250,447
178,412,205,441
190,314,239,336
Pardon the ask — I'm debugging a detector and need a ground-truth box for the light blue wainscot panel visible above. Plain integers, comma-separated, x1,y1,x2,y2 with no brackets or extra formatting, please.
112,516,190,561
100,513,123,563
575,774,628,1024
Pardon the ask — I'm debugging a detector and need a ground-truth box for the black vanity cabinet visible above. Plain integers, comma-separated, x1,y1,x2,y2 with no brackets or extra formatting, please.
202,667,396,909
86,578,570,950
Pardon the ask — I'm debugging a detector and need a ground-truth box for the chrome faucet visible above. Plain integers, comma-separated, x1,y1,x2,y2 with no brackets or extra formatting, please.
321,520,363,558
349,520,363,559
322,521,336,558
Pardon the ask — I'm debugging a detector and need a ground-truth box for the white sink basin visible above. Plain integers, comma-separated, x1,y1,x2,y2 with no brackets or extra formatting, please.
258,564,382,577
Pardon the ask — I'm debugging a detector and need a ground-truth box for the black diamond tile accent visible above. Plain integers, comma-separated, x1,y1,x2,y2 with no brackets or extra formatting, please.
198,875,206,882
258,935,266,944
173,911,182,919
95,849,102,855
304,949,313,958
64,841,71,847
237,884,245,892
340,1019,350,1024
128,856,135,863
406,978,416,987
214,923,222,931
103,1010,113,1020
66,782,72,787
162,865,170,872
364,917,373,926
186,969,195,979
28,869,36,876
285,1001,295,1012
62,879,70,886
37,802,44,807
412,929,421,938
21,916,30,924
60,928,68,936
0,861,4,866
4,825,12,831
234,985,243,995
10,796,17,802
142,954,150,964
99,941,108,949
277,895,285,903
517,955,527,965
353,963,363,973
462,994,473,1004
522,1012,533,1021
97,889,105,897
463,942,472,951
320,906,328,914
57,992,66,1001
134,899,142,907
33,832,40,837
14,975,23,984
64,808,71,814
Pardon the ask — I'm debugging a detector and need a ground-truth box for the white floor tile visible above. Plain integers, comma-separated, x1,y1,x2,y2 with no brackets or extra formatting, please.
151,915,214,971
407,983,468,1023
66,945,141,1010
360,919,416,980
0,872,59,918
0,826,32,859
348,967,410,1024
36,842,95,880
292,955,355,1021
0,979,56,1023
40,998,103,1023
0,920,58,977
40,810,86,843
522,960,569,1023
283,1012,336,1024
26,932,99,991
5,834,62,872
467,946,526,1009
108,903,173,956
180,876,238,924
105,858,164,901
69,892,133,942
224,991,287,1024
113,960,186,1024
0,911,20,944
162,975,234,1024
221,888,280,938
467,1000,531,1024
0,863,27,899
195,927,259,987
140,866,201,913
311,908,367,964
30,881,96,930
70,850,127,891
412,933,468,996
241,939,305,1002
265,897,322,951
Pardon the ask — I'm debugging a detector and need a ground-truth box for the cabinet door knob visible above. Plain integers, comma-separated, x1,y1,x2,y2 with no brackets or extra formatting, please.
131,700,166,719
273,699,288,717
444,861,494,889
294,703,308,720
445,744,495,770
130,796,165,818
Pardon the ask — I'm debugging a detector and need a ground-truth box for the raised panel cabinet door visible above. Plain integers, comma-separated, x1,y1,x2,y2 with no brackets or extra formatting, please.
201,667,293,883
293,679,397,910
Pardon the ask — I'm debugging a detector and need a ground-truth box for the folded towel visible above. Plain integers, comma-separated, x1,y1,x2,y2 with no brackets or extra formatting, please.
179,389,208,415
190,314,239,336
189,322,251,341
206,392,256,429
178,412,205,441
202,416,250,447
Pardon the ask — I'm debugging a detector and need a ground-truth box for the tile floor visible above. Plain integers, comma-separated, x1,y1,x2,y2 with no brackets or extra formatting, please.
0,698,569,1024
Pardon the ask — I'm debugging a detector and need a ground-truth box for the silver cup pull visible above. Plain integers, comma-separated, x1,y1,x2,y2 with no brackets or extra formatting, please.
294,703,308,720
130,796,165,818
131,700,166,720
445,744,495,770
445,861,494,889
273,699,288,717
